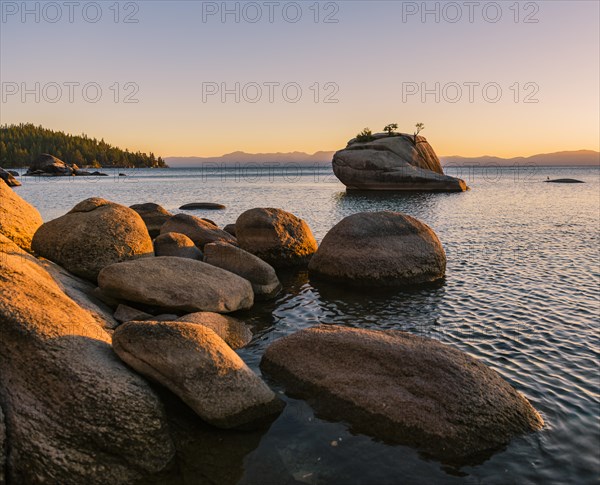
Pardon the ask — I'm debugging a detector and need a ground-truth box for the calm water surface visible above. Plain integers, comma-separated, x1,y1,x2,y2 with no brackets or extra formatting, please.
12,165,600,484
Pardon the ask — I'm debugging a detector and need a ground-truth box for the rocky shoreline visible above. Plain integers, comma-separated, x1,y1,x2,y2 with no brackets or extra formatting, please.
0,179,544,482
23,153,108,177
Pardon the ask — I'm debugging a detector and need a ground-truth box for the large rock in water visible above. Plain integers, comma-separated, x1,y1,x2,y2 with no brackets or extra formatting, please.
0,235,174,483
98,256,254,313
235,208,318,268
0,179,43,251
26,153,74,176
113,321,284,429
0,168,20,187
333,133,467,191
130,203,173,238
261,325,544,462
204,242,282,300
176,311,253,349
309,211,446,286
32,198,154,282
161,213,237,249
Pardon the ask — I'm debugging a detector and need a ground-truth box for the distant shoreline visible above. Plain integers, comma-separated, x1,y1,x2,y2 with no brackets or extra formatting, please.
6,164,599,172
164,150,599,169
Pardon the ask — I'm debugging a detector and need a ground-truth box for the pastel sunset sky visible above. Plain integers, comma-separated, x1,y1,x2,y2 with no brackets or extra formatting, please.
1,0,598,157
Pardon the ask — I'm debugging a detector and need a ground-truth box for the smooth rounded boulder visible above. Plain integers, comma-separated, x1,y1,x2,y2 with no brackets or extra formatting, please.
160,213,237,249
235,208,318,268
0,235,174,483
0,179,43,251
130,203,174,238
223,223,237,236
113,321,284,429
154,232,203,260
204,242,282,300
32,198,154,282
261,325,544,462
309,211,446,286
176,311,253,349
98,256,254,313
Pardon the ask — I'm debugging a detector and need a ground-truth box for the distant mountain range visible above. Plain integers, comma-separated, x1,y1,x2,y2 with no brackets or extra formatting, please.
166,151,336,168
440,150,599,167
166,149,599,168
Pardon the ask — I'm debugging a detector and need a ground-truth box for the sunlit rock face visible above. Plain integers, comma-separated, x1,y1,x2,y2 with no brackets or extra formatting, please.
176,312,253,349
39,258,119,330
32,197,154,282
309,211,446,287
0,179,43,252
0,168,20,187
261,325,544,463
235,208,318,268
113,321,284,429
0,235,175,484
333,133,467,191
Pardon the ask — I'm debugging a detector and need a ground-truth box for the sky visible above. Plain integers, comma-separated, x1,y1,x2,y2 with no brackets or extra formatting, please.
1,0,599,158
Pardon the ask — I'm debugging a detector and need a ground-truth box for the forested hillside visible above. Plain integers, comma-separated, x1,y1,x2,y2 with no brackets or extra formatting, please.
0,124,167,168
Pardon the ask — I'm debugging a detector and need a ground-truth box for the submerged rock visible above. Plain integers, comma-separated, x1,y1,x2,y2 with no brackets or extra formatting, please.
544,178,585,184
113,321,284,429
0,235,175,483
204,242,282,300
142,390,270,485
154,232,203,260
261,325,544,462
160,213,237,249
333,134,467,192
235,208,318,268
32,198,154,282
74,169,92,176
130,203,174,238
0,179,43,251
98,256,254,313
176,311,253,349
180,202,226,210
309,211,446,287
0,168,20,187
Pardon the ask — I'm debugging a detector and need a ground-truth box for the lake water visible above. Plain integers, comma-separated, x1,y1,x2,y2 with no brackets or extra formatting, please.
11,165,600,484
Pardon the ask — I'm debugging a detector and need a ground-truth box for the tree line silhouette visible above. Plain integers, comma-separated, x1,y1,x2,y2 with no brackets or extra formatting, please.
0,124,167,168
